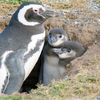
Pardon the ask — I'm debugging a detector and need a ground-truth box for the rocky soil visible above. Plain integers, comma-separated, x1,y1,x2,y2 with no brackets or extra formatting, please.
0,0,100,98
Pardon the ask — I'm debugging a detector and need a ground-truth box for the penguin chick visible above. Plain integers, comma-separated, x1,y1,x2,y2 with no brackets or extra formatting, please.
53,41,85,60
48,28,69,47
38,28,69,86
0,2,59,95
52,41,85,81
41,41,85,86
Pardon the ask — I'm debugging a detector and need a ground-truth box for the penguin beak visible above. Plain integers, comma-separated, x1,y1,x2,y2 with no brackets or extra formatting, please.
50,37,57,43
52,48,63,54
40,9,60,18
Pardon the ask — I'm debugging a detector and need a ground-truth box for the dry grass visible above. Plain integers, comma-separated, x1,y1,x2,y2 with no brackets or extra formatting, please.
1,58,100,100
0,0,87,13
0,3,19,14
40,0,86,9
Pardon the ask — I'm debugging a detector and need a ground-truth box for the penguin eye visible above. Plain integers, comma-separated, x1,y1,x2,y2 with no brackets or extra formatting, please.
67,49,71,53
34,10,38,12
59,35,62,38
34,9,39,13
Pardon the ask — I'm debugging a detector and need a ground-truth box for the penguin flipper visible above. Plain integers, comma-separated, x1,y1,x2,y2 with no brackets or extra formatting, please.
4,49,25,95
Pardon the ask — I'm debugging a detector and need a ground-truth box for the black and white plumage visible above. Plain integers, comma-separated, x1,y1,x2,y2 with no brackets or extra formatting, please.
0,2,59,95
38,28,69,86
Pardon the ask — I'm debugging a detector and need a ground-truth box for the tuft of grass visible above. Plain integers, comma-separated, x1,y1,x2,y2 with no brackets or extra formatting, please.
0,95,22,100
78,74,98,83
1,0,31,4
49,82,69,96
0,72,100,100
96,0,100,6
0,0,86,9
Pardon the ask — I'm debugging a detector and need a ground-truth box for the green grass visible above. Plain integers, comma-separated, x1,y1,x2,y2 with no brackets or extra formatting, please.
0,58,100,100
96,0,100,5
78,74,97,83
0,72,100,100
1,0,41,4
0,95,22,100
49,82,69,96
1,0,31,4
0,0,88,10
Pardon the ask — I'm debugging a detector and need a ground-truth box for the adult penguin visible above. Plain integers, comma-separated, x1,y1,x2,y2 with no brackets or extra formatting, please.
0,2,59,95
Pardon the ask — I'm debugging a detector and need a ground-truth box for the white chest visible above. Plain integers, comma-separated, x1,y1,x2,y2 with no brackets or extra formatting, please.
43,56,66,86
45,56,59,65
24,32,45,80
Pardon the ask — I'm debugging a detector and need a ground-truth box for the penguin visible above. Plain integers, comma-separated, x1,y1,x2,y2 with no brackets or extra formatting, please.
50,41,85,86
0,2,59,95
39,40,85,86
38,28,69,86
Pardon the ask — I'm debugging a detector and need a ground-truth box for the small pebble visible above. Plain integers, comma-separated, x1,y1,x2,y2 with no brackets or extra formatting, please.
3,17,7,19
57,19,65,21
70,21,75,24
98,77,100,79
77,11,82,14
84,19,89,22
59,0,63,3
72,95,79,98
64,77,68,81
8,11,13,16
90,6,99,12
97,96,100,99
84,93,87,96
97,19,100,23
62,9,70,13
57,19,60,21
75,22,79,25
87,71,91,74
61,19,65,21
8,16,11,18
77,19,82,22
95,23,98,26
61,11,66,15
68,9,73,13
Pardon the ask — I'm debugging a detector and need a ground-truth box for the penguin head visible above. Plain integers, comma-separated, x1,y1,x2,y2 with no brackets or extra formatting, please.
52,41,85,59
48,28,69,47
10,2,60,26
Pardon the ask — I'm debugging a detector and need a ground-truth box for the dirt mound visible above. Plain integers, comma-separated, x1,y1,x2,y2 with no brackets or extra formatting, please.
44,16,100,49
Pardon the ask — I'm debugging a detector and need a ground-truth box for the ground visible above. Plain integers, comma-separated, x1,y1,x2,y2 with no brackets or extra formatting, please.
0,0,100,100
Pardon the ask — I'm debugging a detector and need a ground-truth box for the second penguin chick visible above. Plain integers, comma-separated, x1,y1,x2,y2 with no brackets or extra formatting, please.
52,41,85,78
39,28,69,86
43,41,85,86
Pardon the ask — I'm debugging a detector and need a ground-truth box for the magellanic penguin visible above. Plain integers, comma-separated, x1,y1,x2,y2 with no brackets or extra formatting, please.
40,40,85,86
0,2,59,95
38,28,69,86
51,41,85,83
